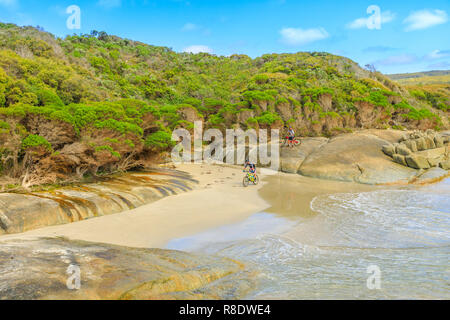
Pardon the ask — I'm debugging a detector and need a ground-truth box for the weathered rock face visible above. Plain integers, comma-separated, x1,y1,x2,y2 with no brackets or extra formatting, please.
236,109,255,126
297,131,418,184
317,93,332,112
275,102,293,122
0,238,255,300
177,106,203,123
440,160,450,170
355,101,386,129
280,137,328,174
405,155,430,170
382,130,449,170
414,167,449,184
276,129,448,185
0,169,198,235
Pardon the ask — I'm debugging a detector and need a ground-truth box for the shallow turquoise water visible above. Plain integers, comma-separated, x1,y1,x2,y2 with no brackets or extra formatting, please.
167,178,450,299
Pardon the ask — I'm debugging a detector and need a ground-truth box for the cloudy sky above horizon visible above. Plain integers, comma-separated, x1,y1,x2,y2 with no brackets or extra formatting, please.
0,0,449,74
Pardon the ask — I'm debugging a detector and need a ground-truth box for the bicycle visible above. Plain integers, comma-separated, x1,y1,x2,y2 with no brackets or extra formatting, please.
242,171,259,187
281,136,301,147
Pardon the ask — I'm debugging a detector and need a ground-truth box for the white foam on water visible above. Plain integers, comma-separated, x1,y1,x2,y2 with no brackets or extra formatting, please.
169,180,450,299
309,189,450,248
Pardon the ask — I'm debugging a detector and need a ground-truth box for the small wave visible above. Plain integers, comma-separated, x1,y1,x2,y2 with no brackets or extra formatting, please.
309,189,450,249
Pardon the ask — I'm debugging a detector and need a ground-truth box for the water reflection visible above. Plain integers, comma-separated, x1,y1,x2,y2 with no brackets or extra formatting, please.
169,175,450,299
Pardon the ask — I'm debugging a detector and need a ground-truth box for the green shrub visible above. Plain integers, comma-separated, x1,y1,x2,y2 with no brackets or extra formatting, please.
36,89,64,106
255,112,282,126
368,90,389,108
95,145,121,158
145,130,174,151
21,134,52,151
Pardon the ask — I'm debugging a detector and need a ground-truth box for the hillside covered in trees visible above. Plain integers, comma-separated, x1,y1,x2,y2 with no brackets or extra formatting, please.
0,23,449,190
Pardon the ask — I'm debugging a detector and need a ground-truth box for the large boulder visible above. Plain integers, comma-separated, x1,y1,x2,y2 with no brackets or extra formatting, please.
416,137,427,151
403,140,418,152
393,154,407,166
382,144,395,157
298,132,418,184
0,238,254,300
396,144,412,156
439,160,450,170
0,170,197,235
424,136,436,149
434,136,444,148
280,137,328,174
405,155,431,169
365,129,407,143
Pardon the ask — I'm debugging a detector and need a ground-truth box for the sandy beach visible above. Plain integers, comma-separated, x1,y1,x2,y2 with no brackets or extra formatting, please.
1,162,448,300
0,164,271,248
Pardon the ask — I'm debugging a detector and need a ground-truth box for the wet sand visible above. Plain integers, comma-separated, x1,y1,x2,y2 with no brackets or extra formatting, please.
166,171,387,251
257,172,391,245
0,164,270,248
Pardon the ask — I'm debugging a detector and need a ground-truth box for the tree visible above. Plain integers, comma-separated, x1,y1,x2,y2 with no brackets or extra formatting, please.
365,64,377,73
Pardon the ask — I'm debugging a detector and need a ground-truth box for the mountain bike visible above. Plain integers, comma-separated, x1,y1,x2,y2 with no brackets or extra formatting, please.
243,171,259,187
281,136,301,147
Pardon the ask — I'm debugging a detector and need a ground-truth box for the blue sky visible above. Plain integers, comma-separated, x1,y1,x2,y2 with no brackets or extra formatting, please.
0,0,449,74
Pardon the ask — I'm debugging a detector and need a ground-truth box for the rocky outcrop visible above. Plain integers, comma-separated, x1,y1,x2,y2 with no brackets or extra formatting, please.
297,131,418,184
317,93,332,112
382,130,449,170
279,129,449,185
0,238,255,300
280,137,328,174
0,169,197,235
275,101,293,122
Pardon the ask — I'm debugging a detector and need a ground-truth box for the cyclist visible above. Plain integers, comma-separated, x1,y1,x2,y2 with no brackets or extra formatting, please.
288,127,295,148
243,159,256,174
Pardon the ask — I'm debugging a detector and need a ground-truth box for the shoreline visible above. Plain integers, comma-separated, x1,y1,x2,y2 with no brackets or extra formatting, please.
1,161,446,249
0,163,270,248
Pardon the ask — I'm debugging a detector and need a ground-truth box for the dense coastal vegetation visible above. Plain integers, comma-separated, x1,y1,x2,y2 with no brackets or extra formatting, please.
0,23,448,190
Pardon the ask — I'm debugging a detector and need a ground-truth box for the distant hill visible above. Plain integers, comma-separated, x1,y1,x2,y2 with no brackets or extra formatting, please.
389,70,450,80
388,70,450,85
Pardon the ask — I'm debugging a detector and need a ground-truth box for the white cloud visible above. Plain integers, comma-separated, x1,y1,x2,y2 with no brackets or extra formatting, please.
280,27,329,46
347,11,395,29
375,54,418,66
183,45,213,54
404,9,448,31
0,0,17,7
97,0,121,8
425,50,450,60
182,23,198,31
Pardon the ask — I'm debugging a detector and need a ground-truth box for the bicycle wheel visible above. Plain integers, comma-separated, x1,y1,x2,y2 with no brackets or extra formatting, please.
253,175,259,185
294,140,301,146
243,176,249,187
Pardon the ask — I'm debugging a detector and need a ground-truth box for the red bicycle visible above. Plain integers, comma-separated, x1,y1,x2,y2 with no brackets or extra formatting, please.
281,136,301,147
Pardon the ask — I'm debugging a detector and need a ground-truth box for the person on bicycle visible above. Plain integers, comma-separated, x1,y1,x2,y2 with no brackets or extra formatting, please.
243,159,256,174
288,127,295,147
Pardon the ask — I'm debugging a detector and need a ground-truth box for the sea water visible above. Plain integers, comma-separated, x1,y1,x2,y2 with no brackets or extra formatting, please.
167,178,450,299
